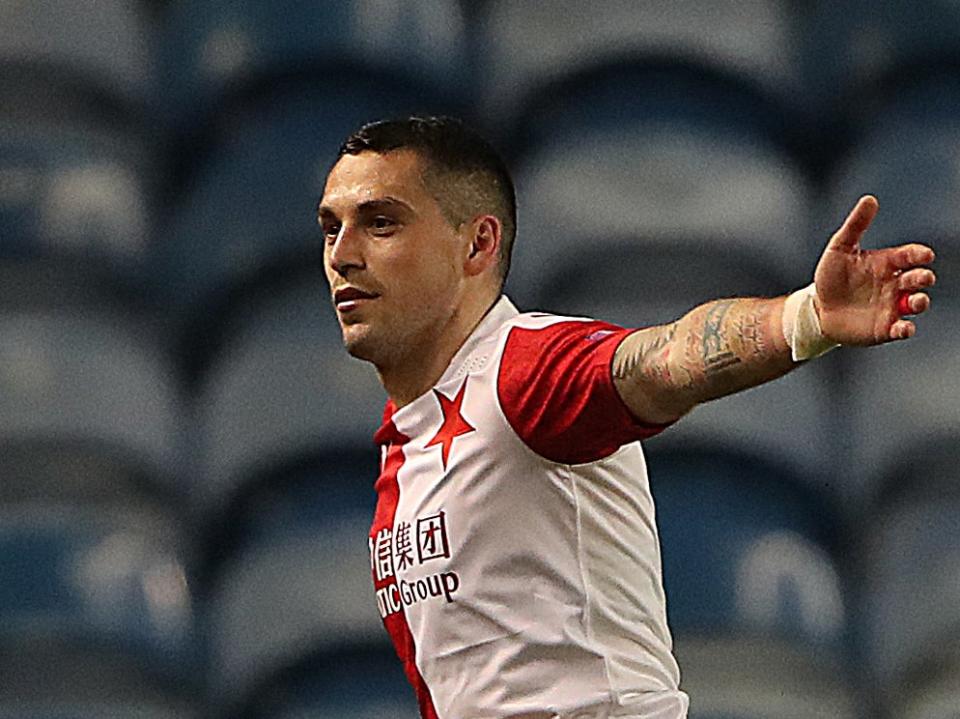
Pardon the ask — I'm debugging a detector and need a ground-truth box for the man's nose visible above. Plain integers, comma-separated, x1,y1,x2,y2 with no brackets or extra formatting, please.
328,224,365,276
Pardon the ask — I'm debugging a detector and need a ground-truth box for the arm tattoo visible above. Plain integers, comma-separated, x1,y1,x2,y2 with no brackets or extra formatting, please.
734,302,771,358
614,296,793,421
613,321,676,381
702,300,741,375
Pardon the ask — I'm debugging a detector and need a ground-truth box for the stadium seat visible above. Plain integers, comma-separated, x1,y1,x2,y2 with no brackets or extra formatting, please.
215,448,378,561
644,356,839,495
233,644,417,719
892,652,960,719
675,634,860,719
195,266,385,513
803,0,960,119
0,305,185,499
858,494,960,704
154,77,441,314
0,0,153,112
159,0,466,128
205,503,385,705
528,241,785,331
650,449,846,649
0,256,140,313
514,228,843,490
652,451,861,715
0,120,155,275
868,439,960,530
203,448,385,709
476,0,804,130
0,506,199,716
0,638,200,719
0,437,184,529
825,73,960,294
840,297,960,502
510,117,812,310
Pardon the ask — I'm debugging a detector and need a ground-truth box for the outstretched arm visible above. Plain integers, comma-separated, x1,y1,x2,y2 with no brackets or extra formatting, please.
613,195,937,425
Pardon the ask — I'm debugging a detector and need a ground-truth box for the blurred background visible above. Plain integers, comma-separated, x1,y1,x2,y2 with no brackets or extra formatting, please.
0,1,958,717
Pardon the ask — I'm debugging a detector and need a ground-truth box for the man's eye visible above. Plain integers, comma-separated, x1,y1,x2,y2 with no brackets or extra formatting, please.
323,223,341,240
371,216,397,232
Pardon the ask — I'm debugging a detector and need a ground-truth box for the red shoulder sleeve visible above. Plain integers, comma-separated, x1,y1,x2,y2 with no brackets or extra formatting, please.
497,320,673,464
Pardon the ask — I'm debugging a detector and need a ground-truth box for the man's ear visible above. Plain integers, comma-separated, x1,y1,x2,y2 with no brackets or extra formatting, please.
464,215,502,276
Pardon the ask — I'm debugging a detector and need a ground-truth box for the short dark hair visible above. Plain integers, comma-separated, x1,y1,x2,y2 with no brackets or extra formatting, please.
337,115,517,286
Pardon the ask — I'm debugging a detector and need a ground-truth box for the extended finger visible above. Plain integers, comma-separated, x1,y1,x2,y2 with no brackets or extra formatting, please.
889,243,936,271
897,267,937,292
829,195,879,251
889,319,916,341
897,291,931,316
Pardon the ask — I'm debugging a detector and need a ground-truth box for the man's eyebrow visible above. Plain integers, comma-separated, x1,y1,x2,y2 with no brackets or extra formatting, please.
357,196,415,214
317,196,414,220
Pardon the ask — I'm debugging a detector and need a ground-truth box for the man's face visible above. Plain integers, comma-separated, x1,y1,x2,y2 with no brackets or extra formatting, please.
319,150,467,367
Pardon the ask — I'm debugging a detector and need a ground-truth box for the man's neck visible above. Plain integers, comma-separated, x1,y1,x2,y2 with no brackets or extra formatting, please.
380,294,501,408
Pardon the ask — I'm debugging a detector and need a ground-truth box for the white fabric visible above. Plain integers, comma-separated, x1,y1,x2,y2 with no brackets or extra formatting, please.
377,297,688,719
782,283,839,362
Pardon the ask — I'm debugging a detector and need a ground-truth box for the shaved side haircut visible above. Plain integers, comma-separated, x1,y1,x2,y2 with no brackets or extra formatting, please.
336,115,517,287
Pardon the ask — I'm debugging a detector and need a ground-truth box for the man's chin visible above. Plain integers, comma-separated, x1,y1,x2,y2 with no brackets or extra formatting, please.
341,326,381,363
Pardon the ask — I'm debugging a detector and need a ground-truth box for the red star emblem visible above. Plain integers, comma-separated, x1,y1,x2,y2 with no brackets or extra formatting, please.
425,379,475,470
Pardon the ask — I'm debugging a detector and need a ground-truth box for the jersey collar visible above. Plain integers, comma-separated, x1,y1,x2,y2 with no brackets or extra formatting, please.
375,295,518,446
436,294,518,388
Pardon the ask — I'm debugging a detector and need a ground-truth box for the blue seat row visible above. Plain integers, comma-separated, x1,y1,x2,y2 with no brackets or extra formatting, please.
0,259,951,514
3,74,958,317
6,444,960,716
12,0,960,130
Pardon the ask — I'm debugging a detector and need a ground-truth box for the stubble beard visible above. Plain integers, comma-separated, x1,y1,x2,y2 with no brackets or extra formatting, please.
339,318,409,372
339,308,443,377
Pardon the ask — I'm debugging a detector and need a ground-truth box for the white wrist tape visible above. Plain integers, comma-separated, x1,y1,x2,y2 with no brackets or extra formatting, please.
782,283,840,362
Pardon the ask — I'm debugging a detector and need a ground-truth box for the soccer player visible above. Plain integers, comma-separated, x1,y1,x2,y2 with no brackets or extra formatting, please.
317,116,936,719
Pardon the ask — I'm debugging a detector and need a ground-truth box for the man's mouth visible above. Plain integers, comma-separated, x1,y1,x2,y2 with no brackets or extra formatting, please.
334,286,380,312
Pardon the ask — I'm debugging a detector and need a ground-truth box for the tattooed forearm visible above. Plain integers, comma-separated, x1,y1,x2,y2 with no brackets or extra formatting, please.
613,296,793,424
734,301,773,358
702,300,741,375
613,321,676,381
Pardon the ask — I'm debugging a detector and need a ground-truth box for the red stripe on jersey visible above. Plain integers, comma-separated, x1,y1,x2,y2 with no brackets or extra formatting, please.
371,417,439,719
498,321,673,464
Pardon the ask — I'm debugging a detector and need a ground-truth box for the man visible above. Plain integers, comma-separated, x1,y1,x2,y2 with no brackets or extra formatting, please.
317,116,936,719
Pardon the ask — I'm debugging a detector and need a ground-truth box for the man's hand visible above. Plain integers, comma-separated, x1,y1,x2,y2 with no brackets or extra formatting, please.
815,195,937,344
613,194,939,425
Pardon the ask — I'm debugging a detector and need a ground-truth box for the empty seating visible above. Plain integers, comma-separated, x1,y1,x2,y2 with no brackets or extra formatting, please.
0,303,185,500
825,73,960,294
644,355,839,495
651,449,846,648
217,449,378,558
893,652,960,719
651,450,859,716
205,492,385,706
511,117,811,310
0,506,199,716
0,122,154,274
803,0,960,118
159,0,467,128
527,240,785,330
858,494,960,704
195,267,385,512
675,634,860,719
201,429,384,710
154,78,437,313
234,644,417,719
841,298,960,502
0,0,153,111
477,0,803,129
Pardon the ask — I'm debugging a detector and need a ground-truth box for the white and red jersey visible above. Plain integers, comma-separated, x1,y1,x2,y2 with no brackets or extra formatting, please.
369,296,689,719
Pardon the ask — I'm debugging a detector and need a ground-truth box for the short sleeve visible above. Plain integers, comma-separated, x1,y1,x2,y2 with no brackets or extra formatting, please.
497,320,674,465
